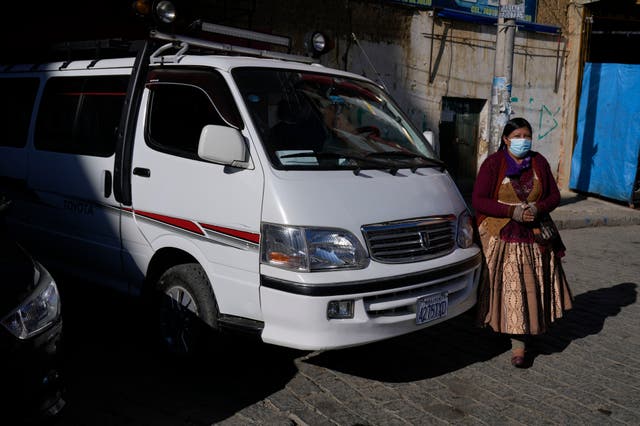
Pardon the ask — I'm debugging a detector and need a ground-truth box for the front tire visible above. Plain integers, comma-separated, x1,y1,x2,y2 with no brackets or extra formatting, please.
155,263,219,355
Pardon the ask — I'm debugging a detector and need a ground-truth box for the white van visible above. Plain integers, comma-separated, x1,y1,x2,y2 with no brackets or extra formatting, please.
0,25,481,352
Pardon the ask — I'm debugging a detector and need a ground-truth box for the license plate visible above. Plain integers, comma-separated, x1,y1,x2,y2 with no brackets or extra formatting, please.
416,292,448,325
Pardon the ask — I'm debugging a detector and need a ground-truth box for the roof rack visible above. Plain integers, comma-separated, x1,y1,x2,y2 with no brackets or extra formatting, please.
49,39,142,61
23,23,315,67
149,22,316,65
51,38,135,52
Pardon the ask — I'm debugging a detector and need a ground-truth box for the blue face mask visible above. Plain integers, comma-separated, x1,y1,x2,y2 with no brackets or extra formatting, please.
508,138,532,158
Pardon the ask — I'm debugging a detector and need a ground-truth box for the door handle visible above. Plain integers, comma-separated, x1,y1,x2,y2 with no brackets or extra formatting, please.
104,170,112,198
133,167,151,178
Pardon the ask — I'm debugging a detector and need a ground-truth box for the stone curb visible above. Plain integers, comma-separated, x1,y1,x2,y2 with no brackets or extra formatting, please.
553,214,640,230
464,192,640,231
552,192,640,230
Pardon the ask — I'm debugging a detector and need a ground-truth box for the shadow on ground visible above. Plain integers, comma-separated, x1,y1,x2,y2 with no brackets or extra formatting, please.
51,276,637,422
305,282,638,381
53,278,302,426
529,282,638,358
558,192,588,206
304,309,509,382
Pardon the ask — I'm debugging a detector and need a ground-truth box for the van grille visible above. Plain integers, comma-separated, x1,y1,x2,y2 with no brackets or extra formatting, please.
362,216,456,263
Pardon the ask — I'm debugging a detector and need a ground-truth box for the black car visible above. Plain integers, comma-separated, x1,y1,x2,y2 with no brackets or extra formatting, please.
0,197,65,422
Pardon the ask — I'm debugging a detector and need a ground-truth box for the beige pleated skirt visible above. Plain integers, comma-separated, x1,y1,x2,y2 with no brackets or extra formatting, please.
476,224,573,335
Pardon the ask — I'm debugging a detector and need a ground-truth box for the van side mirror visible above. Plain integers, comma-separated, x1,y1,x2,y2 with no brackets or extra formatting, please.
197,125,248,168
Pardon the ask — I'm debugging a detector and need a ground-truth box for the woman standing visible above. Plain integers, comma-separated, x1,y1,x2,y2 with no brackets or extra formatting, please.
472,117,573,368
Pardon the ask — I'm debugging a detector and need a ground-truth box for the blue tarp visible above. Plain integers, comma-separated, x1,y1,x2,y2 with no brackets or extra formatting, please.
569,63,640,203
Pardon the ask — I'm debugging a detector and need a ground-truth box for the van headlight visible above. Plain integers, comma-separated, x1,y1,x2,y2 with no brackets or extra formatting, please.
457,210,474,249
1,265,61,340
261,223,369,272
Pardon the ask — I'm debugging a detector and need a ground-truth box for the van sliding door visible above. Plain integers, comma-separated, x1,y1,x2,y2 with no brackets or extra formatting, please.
28,73,130,287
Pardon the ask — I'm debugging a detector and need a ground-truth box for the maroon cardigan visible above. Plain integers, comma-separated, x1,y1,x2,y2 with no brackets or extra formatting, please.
472,150,561,226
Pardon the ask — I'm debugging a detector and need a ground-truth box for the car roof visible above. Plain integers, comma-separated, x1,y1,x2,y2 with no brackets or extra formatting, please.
0,54,376,87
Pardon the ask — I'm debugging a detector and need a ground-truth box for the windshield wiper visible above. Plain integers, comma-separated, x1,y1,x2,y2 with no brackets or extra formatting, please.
365,151,446,172
278,151,394,175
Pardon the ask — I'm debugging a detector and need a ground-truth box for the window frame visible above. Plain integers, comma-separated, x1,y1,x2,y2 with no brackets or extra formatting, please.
34,75,129,157
144,82,231,160
143,67,244,162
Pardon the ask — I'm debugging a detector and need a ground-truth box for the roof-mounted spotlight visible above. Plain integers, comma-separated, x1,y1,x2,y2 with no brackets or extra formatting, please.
132,0,179,27
155,0,177,24
305,31,333,58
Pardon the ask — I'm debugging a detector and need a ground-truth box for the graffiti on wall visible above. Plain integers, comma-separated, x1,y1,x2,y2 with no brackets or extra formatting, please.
536,103,561,141
511,97,561,142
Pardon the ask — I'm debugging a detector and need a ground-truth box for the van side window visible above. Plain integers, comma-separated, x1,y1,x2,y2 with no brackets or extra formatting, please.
145,83,227,159
0,78,39,148
35,76,129,157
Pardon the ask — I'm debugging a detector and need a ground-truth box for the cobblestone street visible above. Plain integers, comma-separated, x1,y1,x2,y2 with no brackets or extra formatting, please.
55,225,640,425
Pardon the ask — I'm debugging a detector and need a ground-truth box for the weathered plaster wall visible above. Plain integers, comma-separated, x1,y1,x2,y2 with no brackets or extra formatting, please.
558,2,586,189
338,11,569,179
234,0,574,182
510,32,568,176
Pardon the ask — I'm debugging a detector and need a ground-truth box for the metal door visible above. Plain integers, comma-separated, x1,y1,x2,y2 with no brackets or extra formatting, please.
439,97,485,196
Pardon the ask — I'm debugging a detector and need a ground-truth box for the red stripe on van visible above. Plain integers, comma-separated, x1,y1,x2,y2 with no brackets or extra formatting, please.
200,223,260,244
134,210,204,236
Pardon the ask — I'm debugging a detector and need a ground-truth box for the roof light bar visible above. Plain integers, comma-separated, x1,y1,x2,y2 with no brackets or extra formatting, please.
149,30,316,64
198,21,291,49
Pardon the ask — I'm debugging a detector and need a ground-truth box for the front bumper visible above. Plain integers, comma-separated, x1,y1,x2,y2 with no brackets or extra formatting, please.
259,253,481,350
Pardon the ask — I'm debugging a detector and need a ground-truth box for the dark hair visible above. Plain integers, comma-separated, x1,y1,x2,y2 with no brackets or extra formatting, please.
500,117,532,150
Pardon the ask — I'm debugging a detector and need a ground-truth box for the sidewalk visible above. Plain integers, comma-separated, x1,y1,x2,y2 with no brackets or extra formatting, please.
552,190,640,230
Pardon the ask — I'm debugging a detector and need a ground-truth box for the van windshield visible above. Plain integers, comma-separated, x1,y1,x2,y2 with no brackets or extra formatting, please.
232,68,441,171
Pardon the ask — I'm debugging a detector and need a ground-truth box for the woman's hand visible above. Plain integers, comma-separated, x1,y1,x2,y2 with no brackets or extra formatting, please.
525,202,538,221
522,206,536,222
512,202,536,222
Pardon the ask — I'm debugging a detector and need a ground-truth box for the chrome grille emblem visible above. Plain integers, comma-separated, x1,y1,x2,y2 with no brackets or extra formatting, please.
419,231,430,249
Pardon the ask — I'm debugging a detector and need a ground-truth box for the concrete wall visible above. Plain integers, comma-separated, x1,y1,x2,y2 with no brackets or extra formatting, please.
235,0,573,183
558,2,586,189
343,13,568,179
